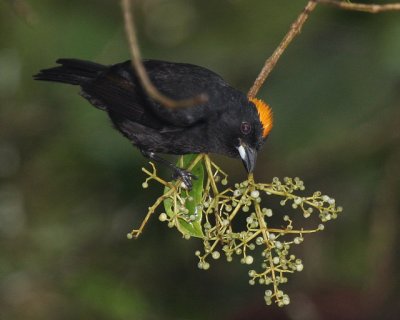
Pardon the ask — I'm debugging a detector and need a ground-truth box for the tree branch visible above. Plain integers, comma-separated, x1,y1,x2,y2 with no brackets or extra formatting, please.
248,0,400,99
317,0,400,13
247,1,318,99
121,0,208,108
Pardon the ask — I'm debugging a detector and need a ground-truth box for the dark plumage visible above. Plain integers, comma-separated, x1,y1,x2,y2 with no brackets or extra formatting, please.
34,59,273,188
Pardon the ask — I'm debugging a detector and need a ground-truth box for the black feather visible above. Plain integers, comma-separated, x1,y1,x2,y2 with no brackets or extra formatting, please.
33,58,106,85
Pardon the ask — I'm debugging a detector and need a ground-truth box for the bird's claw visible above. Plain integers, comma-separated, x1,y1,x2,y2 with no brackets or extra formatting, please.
172,168,197,190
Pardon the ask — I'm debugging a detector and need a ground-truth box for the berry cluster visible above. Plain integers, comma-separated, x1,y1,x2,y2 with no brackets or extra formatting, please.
129,154,342,306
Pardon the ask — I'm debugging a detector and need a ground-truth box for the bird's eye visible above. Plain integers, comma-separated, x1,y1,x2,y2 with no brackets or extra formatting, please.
240,121,251,135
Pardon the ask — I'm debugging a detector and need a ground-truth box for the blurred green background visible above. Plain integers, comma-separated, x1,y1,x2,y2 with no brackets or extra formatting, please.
1,0,399,319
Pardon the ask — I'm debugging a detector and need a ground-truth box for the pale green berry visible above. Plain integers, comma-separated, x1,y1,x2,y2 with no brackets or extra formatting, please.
245,255,254,265
268,233,276,240
282,295,290,305
250,190,260,198
294,197,302,205
296,264,304,271
326,213,332,220
248,270,256,277
275,241,283,249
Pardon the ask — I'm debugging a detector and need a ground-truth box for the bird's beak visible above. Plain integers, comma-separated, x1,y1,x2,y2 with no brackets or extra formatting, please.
237,143,257,173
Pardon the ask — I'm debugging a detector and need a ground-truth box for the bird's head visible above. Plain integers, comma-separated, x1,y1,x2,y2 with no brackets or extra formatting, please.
230,97,273,173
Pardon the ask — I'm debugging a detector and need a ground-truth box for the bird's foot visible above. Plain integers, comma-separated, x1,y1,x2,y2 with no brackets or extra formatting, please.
172,168,197,190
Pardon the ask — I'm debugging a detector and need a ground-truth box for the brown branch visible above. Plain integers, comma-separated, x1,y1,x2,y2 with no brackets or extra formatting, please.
317,0,400,13
248,0,400,98
121,0,208,108
247,1,318,99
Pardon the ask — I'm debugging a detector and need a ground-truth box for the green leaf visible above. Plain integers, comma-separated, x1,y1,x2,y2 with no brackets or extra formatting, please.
163,154,204,238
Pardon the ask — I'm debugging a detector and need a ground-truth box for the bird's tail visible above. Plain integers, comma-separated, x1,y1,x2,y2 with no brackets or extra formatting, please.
33,58,107,85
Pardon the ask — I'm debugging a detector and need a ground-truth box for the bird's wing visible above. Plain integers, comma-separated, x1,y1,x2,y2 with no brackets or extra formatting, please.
115,60,246,127
80,68,165,130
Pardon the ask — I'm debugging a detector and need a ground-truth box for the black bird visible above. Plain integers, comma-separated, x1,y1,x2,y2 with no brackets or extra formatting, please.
34,59,273,188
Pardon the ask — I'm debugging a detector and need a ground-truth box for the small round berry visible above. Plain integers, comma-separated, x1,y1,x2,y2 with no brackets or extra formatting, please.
250,190,260,198
293,237,299,245
296,264,304,271
294,197,302,205
245,255,254,265
233,190,242,197
268,233,276,240
256,237,264,245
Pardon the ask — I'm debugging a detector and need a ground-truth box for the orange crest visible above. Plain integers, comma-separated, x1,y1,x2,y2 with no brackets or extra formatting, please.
250,98,273,138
